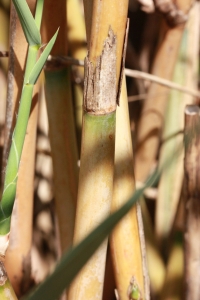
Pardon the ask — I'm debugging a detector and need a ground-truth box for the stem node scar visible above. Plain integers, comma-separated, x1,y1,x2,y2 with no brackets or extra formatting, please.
84,27,117,115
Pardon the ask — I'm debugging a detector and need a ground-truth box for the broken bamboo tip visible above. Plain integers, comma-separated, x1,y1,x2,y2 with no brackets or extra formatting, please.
84,27,117,115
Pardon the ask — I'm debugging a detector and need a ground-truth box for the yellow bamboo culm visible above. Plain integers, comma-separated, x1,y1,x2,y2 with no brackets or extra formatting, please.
110,77,149,300
68,1,129,299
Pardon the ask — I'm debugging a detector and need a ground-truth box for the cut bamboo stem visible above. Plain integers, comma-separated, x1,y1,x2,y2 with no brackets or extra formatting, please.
68,1,128,299
42,0,78,252
110,77,149,300
135,0,194,183
184,105,200,300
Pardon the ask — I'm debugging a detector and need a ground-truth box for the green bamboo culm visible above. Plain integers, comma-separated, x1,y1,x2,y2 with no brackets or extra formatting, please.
0,0,58,235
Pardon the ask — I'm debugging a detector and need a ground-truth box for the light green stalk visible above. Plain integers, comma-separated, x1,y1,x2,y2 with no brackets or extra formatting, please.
155,30,188,245
42,0,78,253
156,2,199,245
0,0,58,236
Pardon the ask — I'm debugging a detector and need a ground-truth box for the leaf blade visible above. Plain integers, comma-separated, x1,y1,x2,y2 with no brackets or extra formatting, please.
12,0,41,45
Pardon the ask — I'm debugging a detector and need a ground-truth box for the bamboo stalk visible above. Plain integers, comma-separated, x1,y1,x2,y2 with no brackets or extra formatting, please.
156,2,200,244
135,0,194,183
68,111,116,300
3,1,40,296
68,1,128,299
67,0,87,152
1,0,58,296
42,0,78,252
110,77,149,300
184,105,200,300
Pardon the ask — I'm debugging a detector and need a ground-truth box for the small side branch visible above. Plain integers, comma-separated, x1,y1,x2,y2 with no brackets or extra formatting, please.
2,51,199,99
125,69,200,99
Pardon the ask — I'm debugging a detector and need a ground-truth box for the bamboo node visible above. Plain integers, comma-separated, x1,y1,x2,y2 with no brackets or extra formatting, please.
83,27,117,115
154,0,189,27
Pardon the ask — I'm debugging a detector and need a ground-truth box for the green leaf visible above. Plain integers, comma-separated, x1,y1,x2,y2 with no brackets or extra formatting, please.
23,171,158,300
28,29,59,84
12,0,41,45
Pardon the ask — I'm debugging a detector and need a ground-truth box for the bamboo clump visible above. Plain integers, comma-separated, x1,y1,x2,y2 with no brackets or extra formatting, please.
0,1,200,299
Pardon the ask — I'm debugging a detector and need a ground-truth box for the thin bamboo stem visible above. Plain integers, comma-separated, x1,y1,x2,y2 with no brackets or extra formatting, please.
184,105,200,300
110,77,149,300
42,0,78,253
156,2,200,244
67,0,87,153
3,0,41,295
125,69,200,99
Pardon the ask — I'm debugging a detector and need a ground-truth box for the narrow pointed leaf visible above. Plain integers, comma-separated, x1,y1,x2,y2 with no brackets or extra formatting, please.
28,29,59,84
12,0,41,45
23,171,158,300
